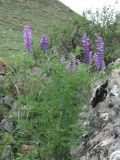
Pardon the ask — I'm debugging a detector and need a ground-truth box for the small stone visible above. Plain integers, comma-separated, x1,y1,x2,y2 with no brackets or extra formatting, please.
0,75,5,81
1,145,14,160
100,113,109,121
26,141,39,145
0,119,14,132
110,85,119,97
0,96,4,104
26,67,42,77
3,96,17,109
110,150,120,160
114,58,120,64
20,144,35,154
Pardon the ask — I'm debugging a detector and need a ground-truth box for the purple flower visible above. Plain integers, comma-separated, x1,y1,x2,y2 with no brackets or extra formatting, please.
40,34,49,52
94,53,100,70
94,36,105,70
23,25,32,53
81,33,92,64
96,36,104,55
89,51,92,65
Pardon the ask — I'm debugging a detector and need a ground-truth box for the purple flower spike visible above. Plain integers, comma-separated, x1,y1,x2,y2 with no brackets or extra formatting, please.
23,25,32,53
81,33,92,64
96,36,104,55
94,36,105,70
94,53,100,70
89,51,92,65
40,34,49,52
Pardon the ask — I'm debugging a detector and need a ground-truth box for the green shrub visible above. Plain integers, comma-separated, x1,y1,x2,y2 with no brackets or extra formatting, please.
16,58,92,159
83,5,120,58
49,20,82,55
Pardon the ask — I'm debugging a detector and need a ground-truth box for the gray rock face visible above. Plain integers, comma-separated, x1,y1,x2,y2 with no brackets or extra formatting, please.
0,96,17,109
0,118,14,132
1,145,14,160
3,96,17,109
71,68,120,160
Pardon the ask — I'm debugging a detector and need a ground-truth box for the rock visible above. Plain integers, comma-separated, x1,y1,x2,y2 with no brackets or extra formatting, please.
0,75,5,81
3,96,17,109
20,144,35,154
25,141,39,145
0,114,4,122
114,58,120,64
110,150,120,160
0,96,4,104
71,67,120,160
100,113,109,121
0,118,14,132
26,67,42,77
91,80,108,108
1,145,14,160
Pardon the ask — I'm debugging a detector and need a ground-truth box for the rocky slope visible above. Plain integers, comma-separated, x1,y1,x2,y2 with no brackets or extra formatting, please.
71,62,120,160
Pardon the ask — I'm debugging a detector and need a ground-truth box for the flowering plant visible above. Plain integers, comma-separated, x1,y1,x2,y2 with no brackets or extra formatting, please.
40,34,49,52
23,25,32,53
94,36,105,70
81,33,92,64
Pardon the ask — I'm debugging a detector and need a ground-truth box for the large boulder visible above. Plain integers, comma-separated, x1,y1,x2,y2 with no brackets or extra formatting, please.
71,68,120,160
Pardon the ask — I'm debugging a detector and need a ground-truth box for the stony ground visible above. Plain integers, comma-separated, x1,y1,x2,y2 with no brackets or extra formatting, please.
71,62,120,160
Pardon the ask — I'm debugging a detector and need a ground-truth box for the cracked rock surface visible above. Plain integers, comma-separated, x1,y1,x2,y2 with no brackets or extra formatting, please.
71,68,120,160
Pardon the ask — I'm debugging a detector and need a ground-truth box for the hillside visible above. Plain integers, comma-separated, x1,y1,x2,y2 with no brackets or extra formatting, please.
0,1,120,159
0,0,82,56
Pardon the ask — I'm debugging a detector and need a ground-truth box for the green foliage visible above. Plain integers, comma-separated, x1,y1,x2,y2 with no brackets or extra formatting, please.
49,21,74,47
49,5,119,64
0,132,10,155
6,52,35,71
1,2,119,159
83,5,120,57
3,53,35,96
49,19,82,55
10,56,91,159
